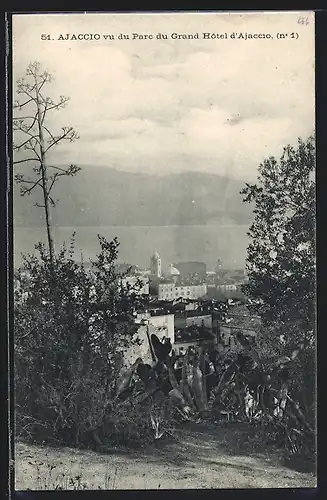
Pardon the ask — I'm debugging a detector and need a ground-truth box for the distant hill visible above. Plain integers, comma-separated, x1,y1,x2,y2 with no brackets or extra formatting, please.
13,165,253,227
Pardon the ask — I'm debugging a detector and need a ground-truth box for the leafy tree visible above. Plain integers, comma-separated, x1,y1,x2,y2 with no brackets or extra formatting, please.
240,136,315,338
14,235,144,446
13,61,80,267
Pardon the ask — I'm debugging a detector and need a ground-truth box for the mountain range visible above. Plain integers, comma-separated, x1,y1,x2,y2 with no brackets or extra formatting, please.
13,165,253,227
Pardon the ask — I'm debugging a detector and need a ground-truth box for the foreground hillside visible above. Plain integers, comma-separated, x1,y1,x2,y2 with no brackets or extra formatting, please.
15,422,316,490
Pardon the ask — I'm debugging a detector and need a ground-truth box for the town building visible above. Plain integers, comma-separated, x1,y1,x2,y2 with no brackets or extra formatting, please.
158,282,207,301
186,313,212,329
206,271,216,276
171,261,207,281
169,263,180,276
184,299,203,311
215,259,223,275
218,305,261,347
124,311,174,365
150,250,162,278
174,326,217,355
174,310,213,330
216,283,238,292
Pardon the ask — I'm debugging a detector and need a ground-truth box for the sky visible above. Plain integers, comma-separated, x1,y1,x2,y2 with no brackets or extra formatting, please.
12,11,315,181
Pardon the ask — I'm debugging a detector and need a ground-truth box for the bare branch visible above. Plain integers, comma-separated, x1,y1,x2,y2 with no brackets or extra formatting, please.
44,132,69,152
43,125,56,142
13,123,40,147
47,165,69,174
26,63,52,86
40,97,55,124
65,164,81,177
25,62,42,77
14,78,50,116
13,97,34,109
46,96,70,111
16,85,38,104
13,119,38,136
13,157,41,165
15,176,43,196
44,127,79,153
67,164,81,176
17,139,42,163
47,173,59,196
13,134,40,150
13,115,36,120
25,113,38,133
40,96,70,124
37,77,47,94
48,195,58,207
33,164,42,175
46,165,80,195
15,173,39,184
40,106,47,126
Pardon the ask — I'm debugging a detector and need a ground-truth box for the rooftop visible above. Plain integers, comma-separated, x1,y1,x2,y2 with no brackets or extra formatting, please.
175,310,212,318
175,326,215,342
221,305,262,330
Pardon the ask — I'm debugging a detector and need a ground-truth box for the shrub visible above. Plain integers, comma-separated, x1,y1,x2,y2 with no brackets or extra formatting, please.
255,321,316,428
101,390,175,448
14,234,151,448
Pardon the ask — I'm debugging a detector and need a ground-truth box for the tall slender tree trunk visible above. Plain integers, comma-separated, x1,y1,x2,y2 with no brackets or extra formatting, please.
34,74,55,266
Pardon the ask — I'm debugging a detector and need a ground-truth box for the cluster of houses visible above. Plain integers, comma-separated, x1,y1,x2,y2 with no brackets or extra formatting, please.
124,296,261,365
15,250,259,366
120,250,247,301
121,251,260,365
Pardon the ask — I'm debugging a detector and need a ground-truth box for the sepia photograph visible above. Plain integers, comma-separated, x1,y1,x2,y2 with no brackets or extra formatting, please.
11,11,316,490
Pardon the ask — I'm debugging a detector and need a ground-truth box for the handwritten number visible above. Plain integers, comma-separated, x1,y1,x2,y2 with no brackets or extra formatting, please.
297,16,309,26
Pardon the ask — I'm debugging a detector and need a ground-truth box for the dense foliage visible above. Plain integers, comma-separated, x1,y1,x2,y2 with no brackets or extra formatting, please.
240,136,315,334
14,235,150,447
238,136,316,465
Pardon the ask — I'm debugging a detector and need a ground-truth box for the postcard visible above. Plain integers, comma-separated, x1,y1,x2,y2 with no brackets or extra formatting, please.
10,11,316,490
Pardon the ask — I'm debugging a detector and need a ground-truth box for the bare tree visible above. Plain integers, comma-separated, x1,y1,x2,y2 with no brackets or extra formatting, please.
13,61,80,267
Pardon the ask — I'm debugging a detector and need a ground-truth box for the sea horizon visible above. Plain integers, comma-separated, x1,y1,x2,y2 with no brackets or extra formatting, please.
14,224,249,271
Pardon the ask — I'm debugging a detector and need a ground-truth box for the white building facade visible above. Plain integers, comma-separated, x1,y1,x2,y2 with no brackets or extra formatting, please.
124,312,174,365
158,283,207,301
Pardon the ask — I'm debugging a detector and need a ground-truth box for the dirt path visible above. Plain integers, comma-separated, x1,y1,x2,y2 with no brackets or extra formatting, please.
14,423,316,490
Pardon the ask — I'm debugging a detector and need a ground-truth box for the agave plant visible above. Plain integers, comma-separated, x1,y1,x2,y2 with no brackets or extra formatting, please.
115,357,143,398
117,329,314,453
